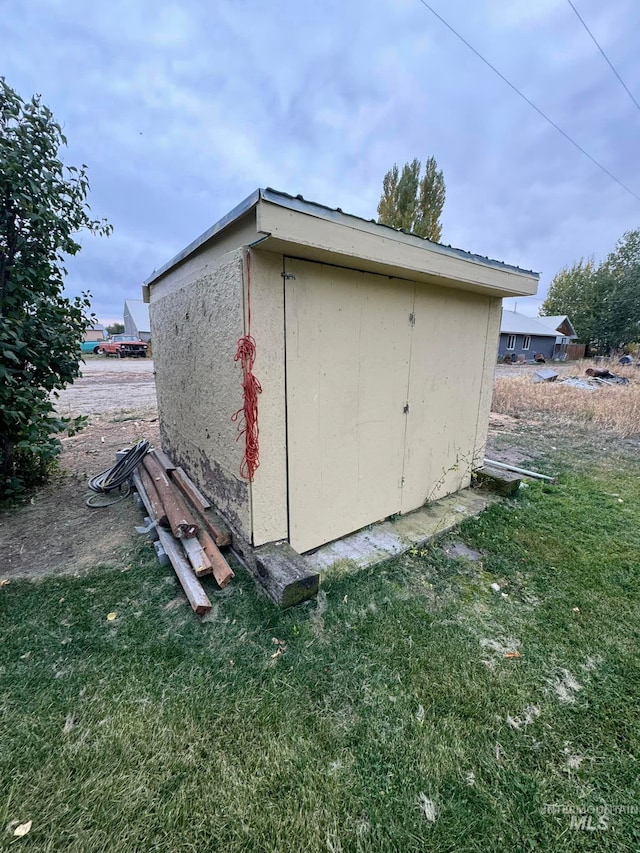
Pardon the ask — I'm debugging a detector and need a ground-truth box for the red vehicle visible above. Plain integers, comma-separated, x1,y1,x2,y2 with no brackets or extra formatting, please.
98,334,148,358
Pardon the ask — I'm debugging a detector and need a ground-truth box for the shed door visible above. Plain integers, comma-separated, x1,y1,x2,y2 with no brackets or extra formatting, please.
400,287,491,511
284,258,414,553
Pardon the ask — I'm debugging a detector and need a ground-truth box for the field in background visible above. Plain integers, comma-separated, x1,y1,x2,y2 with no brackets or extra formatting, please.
492,361,640,438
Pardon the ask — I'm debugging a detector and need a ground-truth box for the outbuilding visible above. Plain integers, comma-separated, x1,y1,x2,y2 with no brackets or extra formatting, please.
499,310,577,362
124,299,151,342
144,189,538,598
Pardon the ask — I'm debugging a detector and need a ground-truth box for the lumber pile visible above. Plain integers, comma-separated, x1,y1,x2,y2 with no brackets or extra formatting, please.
132,449,235,615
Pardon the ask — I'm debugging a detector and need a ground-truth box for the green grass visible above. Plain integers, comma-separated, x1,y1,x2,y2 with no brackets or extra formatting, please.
2,460,640,850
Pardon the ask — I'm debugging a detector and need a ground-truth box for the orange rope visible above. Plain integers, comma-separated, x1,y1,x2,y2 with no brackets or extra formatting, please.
232,252,262,480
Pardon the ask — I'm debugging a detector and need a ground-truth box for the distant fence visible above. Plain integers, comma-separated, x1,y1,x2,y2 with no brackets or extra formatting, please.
565,343,586,360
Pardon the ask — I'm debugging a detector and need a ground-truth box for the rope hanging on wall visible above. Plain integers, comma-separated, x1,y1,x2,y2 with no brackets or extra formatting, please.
232,251,262,480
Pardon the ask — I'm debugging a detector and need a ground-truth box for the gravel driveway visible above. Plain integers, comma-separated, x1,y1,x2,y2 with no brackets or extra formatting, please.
55,356,158,416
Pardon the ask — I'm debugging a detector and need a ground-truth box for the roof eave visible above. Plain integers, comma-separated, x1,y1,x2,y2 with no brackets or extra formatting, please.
143,189,261,287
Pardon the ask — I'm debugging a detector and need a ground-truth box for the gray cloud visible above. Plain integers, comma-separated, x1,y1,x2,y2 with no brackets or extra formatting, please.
3,0,640,323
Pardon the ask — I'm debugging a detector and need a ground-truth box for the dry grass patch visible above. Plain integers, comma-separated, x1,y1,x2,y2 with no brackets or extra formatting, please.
492,362,640,437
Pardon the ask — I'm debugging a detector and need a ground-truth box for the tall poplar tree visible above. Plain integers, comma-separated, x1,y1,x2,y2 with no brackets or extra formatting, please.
377,156,445,242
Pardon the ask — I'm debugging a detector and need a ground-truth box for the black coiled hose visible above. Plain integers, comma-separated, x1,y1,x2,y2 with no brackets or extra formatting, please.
86,439,150,506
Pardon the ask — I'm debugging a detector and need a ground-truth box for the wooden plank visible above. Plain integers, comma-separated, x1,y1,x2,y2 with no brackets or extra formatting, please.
138,466,169,528
198,529,235,589
132,469,155,519
157,528,212,615
199,510,232,547
150,447,176,472
133,470,212,615
142,454,199,538
252,541,319,608
474,466,521,497
182,536,213,578
171,467,211,512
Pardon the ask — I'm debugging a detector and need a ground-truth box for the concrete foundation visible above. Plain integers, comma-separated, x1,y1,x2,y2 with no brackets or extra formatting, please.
304,487,497,576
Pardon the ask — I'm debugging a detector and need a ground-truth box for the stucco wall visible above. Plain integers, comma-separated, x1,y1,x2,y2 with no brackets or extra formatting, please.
149,247,251,539
149,214,258,303
498,333,554,360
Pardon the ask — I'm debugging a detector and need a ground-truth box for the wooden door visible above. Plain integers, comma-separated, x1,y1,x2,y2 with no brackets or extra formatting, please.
284,258,414,553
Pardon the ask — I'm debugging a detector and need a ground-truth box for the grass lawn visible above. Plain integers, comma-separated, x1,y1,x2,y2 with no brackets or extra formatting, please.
2,447,640,850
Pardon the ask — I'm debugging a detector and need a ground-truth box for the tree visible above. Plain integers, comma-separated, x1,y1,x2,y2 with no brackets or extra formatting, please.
598,229,640,351
540,258,600,345
542,233,640,354
377,156,446,242
107,322,124,335
0,79,111,500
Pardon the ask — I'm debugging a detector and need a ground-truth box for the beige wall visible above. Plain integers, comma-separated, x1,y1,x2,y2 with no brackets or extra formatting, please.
257,200,538,298
149,247,252,539
284,259,413,552
245,250,288,545
283,259,501,553
401,286,499,509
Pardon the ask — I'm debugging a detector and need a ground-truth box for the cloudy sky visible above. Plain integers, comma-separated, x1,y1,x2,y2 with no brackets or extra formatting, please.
4,0,640,322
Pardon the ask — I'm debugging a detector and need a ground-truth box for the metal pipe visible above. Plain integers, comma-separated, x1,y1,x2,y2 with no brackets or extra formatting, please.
483,458,555,482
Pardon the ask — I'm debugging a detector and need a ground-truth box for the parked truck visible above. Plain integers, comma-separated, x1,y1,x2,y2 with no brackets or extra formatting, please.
97,334,148,358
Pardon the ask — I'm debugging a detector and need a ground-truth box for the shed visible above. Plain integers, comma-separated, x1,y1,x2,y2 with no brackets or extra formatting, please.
84,323,107,342
144,189,538,594
124,299,151,342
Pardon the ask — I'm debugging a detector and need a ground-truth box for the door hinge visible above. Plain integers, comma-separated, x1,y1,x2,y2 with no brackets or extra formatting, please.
409,312,416,326
282,271,296,280
403,403,409,414
400,476,406,487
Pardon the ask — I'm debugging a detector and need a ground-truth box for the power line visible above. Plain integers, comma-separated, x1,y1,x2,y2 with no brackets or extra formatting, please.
415,0,640,204
566,0,640,115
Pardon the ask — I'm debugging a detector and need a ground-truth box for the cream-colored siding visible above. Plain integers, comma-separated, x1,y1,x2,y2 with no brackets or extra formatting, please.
401,286,497,510
84,328,104,342
244,251,289,545
284,259,414,553
257,201,536,298
149,213,258,302
283,259,502,553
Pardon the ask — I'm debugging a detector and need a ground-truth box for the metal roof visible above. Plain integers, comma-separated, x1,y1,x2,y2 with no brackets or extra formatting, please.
145,188,539,287
124,299,150,333
500,310,559,337
535,315,577,338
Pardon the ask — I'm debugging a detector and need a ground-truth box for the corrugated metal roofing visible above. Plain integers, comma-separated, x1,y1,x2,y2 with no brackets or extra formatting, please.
145,188,540,286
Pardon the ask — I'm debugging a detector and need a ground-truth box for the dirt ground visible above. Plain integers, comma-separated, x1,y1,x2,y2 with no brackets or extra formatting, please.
55,355,158,414
1,358,160,580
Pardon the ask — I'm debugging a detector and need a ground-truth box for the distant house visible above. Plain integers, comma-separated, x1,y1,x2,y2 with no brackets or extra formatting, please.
498,310,576,361
84,323,107,343
124,299,151,342
535,315,578,357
